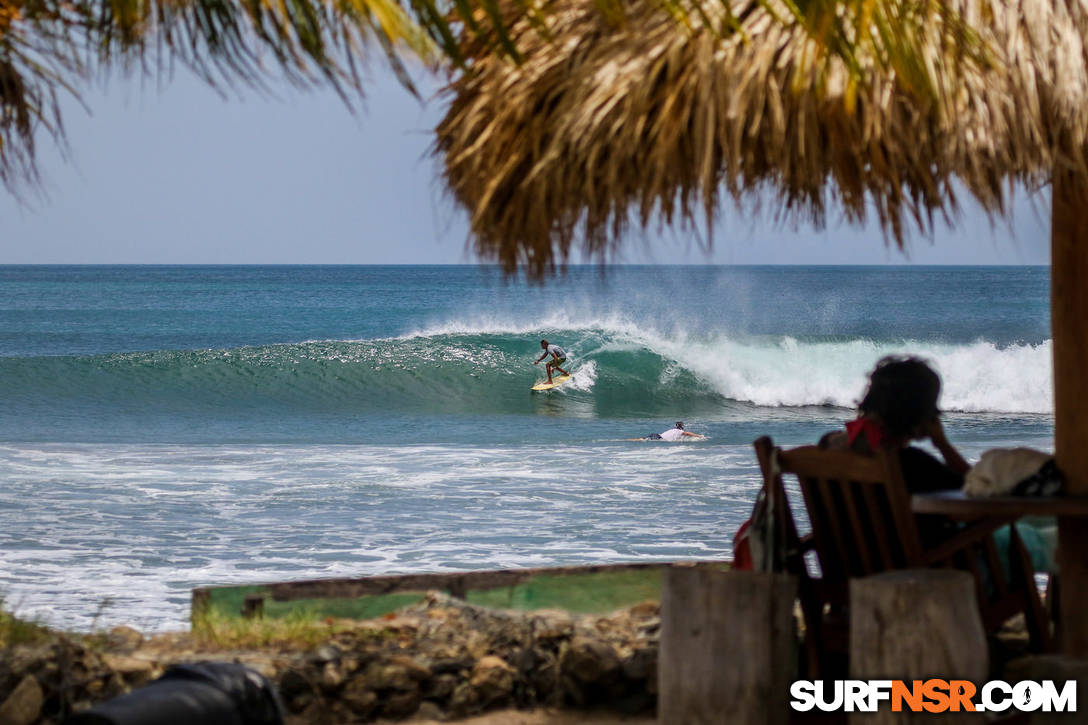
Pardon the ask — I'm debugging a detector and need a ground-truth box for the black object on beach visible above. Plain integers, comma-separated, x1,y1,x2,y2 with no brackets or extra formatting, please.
64,662,285,725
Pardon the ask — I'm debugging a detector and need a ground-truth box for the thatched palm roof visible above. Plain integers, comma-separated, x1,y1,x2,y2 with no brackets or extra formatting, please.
435,0,1088,276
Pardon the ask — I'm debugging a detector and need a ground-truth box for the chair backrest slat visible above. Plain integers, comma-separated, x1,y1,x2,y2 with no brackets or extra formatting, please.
777,445,926,605
810,477,848,578
859,485,896,570
879,453,926,564
839,480,875,575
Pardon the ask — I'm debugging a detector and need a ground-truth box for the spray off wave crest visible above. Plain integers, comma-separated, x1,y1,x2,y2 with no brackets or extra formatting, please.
407,314,1053,415
4,315,1053,416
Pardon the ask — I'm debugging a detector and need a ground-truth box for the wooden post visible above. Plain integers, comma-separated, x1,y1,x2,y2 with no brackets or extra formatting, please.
190,587,210,626
850,570,988,724
1051,170,1088,656
241,594,265,619
659,567,797,725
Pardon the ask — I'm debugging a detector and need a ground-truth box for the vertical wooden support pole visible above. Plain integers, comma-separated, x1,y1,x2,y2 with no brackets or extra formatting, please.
191,588,210,627
659,567,797,725
241,594,265,619
850,571,988,724
1051,171,1088,656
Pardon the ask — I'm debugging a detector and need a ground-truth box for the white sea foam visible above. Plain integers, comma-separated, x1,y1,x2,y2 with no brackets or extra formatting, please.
564,360,598,392
636,334,1053,414
0,442,754,631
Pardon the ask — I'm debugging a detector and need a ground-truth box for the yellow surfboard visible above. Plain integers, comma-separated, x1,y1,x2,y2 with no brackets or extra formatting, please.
531,374,572,391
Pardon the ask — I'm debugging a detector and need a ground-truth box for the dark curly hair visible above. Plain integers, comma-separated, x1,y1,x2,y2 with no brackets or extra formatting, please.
858,356,941,440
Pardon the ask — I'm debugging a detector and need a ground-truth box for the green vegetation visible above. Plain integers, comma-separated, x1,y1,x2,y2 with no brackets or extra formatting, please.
0,598,51,647
198,585,430,623
191,605,398,649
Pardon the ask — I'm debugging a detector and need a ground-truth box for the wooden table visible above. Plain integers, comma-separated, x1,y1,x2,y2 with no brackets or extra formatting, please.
911,490,1088,520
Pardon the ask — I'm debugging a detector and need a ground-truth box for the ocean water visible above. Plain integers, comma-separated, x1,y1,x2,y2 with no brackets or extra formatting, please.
0,265,1053,631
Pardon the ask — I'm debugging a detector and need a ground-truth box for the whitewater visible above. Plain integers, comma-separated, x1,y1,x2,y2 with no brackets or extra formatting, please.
0,265,1054,629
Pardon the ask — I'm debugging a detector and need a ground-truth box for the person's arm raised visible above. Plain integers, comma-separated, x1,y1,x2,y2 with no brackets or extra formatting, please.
925,419,970,474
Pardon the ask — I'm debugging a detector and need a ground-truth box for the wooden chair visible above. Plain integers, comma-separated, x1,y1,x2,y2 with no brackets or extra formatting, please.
751,437,825,676
753,435,1052,677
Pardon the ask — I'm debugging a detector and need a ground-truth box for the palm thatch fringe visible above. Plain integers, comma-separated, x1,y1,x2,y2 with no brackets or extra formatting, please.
435,0,1088,277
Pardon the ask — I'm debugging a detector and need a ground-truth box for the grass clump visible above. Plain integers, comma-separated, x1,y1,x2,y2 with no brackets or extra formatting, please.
0,597,51,647
191,607,397,650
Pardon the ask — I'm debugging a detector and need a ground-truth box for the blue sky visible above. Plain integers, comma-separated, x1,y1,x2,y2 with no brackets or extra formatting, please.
0,63,1051,265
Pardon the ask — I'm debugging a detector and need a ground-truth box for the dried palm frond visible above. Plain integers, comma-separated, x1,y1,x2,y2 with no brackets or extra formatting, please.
436,0,1086,277
0,0,438,194
0,0,82,191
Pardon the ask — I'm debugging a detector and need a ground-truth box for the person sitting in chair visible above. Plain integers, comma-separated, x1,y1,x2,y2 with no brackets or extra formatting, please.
804,355,1053,666
820,355,969,494
824,354,1057,580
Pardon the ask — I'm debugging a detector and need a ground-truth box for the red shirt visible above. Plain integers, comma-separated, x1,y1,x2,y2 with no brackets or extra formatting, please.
845,417,886,451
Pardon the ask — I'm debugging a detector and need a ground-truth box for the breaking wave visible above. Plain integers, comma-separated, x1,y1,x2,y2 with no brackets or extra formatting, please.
3,316,1053,417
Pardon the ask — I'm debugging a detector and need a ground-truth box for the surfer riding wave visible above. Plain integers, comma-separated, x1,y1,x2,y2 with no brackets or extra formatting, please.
534,339,570,385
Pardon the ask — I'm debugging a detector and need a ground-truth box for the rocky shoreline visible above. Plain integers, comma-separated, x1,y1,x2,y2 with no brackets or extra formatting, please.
0,594,660,724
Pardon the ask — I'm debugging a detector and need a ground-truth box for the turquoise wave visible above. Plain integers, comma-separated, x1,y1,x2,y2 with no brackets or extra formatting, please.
3,326,1053,417
1,333,727,418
